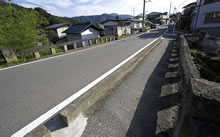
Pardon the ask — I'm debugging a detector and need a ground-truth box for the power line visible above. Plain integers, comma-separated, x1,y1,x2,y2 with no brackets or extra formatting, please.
177,0,188,9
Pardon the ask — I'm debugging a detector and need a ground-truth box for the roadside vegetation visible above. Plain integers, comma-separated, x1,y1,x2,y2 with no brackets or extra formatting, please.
189,42,220,83
0,1,78,52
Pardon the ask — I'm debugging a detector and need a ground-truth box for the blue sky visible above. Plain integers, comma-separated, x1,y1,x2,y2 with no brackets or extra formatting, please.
13,0,196,17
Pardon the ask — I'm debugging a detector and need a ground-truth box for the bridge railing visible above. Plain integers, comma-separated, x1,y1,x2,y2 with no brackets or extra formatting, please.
0,36,118,64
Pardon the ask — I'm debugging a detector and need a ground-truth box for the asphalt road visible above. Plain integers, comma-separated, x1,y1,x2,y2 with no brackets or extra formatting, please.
0,27,167,137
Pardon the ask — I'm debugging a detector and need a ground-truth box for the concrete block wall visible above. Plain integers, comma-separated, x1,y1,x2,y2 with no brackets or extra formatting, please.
173,34,220,137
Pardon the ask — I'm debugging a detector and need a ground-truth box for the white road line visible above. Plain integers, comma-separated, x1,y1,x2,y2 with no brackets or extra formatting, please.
11,29,167,137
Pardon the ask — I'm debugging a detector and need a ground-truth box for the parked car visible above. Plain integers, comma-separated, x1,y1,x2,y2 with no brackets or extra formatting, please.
150,24,157,29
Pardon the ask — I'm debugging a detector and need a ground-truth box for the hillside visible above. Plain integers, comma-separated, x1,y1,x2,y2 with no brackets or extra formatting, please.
72,13,133,23
34,7,79,25
0,1,82,52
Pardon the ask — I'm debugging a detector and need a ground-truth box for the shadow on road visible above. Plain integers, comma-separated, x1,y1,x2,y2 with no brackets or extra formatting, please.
125,39,181,137
138,28,167,39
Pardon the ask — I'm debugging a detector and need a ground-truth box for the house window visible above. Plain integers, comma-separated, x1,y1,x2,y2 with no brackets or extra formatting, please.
205,12,220,23
204,0,220,5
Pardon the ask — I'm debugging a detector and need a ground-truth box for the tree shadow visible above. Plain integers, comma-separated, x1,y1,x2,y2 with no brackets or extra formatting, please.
125,40,181,137
138,28,167,39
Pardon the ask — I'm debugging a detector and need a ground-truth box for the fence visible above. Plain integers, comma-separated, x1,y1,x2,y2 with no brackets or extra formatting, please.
0,36,118,64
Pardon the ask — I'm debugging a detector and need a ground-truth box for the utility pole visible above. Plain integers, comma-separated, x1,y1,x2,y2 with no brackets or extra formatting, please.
142,0,151,32
168,2,172,24
193,0,202,33
133,7,135,17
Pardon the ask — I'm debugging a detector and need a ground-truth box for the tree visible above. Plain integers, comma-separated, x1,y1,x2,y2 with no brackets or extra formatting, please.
0,4,49,52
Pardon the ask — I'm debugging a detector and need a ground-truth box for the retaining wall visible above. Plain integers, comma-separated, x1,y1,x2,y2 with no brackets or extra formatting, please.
173,34,220,137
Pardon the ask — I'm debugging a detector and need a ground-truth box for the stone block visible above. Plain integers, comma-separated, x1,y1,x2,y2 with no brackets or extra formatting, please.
89,40,92,46
25,125,51,137
50,48,56,55
189,78,220,123
63,45,68,52
33,52,40,59
95,39,99,44
60,104,79,126
1,48,18,63
73,43,77,49
100,38,104,43
81,41,85,47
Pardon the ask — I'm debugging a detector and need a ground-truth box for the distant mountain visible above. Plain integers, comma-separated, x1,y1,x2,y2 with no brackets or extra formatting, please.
72,13,133,23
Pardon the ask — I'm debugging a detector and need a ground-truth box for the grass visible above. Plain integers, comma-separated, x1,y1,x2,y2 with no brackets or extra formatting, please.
119,34,129,39
190,47,220,83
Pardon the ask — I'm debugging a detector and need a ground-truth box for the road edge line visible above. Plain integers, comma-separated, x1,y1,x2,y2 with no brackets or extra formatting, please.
11,30,167,137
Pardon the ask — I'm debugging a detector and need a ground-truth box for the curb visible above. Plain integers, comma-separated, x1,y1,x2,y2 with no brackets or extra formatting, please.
24,38,163,137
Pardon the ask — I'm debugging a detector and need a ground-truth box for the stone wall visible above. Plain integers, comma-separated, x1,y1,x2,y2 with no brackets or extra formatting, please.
173,34,220,137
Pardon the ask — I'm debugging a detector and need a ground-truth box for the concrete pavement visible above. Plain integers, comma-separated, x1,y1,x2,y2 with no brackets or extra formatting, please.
81,37,180,137
0,27,166,137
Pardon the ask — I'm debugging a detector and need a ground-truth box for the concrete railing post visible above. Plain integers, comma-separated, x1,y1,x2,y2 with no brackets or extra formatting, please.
95,39,99,45
0,48,18,63
73,43,77,49
63,45,68,52
89,40,92,46
101,38,104,43
50,48,56,55
105,37,108,42
33,51,40,59
81,41,85,47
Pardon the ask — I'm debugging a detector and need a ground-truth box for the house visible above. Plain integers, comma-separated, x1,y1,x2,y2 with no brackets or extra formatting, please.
182,2,197,16
45,23,71,43
191,0,220,35
147,12,168,25
101,19,131,36
177,2,197,31
63,23,102,46
134,14,147,21
129,19,143,34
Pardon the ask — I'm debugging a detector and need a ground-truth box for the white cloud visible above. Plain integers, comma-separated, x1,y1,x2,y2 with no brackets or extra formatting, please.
17,0,197,17
42,5,63,16
19,3,38,8
72,5,112,16
25,0,74,8
77,0,90,3
93,0,102,5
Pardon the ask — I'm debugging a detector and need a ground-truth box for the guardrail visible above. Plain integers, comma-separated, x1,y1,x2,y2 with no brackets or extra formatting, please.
0,36,118,64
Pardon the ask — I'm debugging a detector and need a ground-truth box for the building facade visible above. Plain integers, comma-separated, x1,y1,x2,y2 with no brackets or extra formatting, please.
191,0,220,34
63,23,101,46
101,20,131,36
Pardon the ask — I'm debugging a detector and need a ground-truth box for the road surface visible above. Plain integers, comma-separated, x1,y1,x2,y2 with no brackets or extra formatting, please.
0,27,167,137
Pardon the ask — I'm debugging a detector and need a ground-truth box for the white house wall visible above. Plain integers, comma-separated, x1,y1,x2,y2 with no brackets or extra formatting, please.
57,26,69,38
117,25,131,36
81,28,100,40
